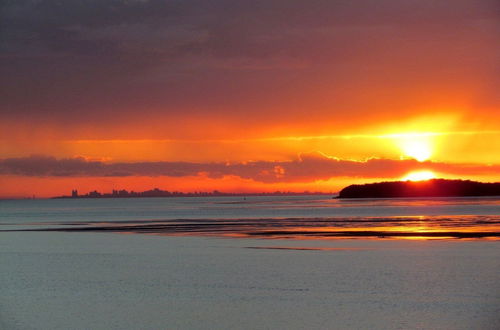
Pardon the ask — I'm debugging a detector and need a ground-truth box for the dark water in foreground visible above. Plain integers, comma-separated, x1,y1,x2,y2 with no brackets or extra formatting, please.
1,196,499,239
1,196,499,329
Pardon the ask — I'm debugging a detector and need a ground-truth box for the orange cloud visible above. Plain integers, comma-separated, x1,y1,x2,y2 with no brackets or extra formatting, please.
1,153,498,184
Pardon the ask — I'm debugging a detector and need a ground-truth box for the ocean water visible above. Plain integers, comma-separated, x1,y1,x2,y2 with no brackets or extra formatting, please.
1,196,499,238
1,196,499,329
2,195,500,222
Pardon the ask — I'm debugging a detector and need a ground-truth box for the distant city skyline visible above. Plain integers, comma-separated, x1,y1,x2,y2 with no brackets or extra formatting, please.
55,187,332,199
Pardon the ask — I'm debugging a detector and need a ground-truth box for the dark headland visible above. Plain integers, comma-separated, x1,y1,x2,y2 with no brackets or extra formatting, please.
338,179,500,198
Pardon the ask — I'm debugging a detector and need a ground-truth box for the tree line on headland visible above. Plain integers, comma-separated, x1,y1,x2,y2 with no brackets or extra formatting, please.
338,179,500,198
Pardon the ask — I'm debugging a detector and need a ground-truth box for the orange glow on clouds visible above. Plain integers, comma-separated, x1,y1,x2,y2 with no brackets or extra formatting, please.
0,114,499,198
2,128,500,164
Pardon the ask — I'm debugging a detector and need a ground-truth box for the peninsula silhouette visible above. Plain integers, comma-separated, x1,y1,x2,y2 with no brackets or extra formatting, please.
338,179,500,199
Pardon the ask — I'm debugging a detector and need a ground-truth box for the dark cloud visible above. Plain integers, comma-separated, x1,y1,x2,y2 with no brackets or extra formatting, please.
1,0,498,134
1,153,497,182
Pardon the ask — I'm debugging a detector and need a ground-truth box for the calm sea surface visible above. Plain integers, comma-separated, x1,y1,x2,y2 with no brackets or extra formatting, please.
1,196,499,238
1,196,499,329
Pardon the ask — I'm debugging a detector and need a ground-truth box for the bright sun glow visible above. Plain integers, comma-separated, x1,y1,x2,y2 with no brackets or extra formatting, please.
397,133,433,162
402,170,436,181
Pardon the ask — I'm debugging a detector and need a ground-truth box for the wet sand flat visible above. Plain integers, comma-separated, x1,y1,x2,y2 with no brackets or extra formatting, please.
4,214,500,239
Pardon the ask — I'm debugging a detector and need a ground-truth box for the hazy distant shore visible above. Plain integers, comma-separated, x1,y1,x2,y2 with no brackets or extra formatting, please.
53,189,333,199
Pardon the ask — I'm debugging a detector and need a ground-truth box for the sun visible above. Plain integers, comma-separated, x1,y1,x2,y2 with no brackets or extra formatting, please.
402,140,431,162
394,133,433,162
402,170,436,181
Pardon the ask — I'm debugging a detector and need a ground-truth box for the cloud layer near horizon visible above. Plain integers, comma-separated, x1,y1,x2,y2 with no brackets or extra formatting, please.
1,154,498,183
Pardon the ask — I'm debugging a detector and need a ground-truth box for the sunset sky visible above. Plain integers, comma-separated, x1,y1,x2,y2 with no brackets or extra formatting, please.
1,0,499,198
